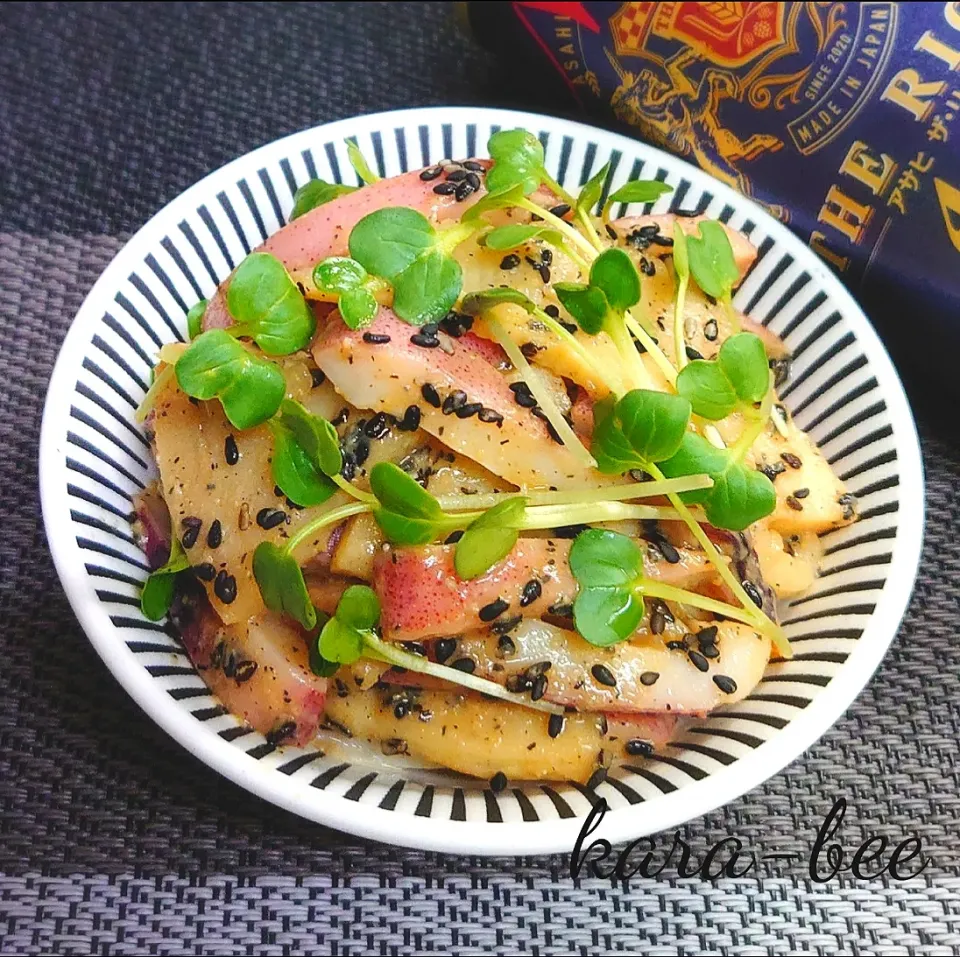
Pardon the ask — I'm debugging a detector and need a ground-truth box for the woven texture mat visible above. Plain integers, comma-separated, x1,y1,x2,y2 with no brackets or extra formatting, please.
2,4,959,954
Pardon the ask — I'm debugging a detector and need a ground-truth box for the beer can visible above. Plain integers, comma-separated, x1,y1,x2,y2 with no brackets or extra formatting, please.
465,2,960,396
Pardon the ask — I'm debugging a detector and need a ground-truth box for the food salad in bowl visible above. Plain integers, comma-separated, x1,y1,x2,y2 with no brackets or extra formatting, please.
131,129,858,790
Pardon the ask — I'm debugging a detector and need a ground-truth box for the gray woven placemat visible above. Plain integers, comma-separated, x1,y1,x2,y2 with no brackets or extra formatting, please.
2,3,960,954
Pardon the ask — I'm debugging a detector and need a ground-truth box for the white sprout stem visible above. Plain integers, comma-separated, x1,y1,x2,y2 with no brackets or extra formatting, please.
608,318,654,391
364,634,564,715
722,294,741,334
636,581,761,630
576,208,606,254
646,463,790,657
731,382,775,462
435,474,712,511
518,501,687,528
484,315,597,470
674,273,690,370
134,364,175,423
332,474,376,504
516,198,598,260
624,313,678,386
542,171,578,210
285,502,371,557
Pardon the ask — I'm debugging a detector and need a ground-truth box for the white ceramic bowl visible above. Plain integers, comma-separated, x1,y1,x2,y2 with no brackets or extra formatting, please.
39,107,923,855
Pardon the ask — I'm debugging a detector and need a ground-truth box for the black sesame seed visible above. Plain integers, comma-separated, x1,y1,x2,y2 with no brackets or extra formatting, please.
544,304,560,318
770,356,792,389
364,411,391,439
626,229,649,249
434,638,457,663
704,318,719,341
547,602,574,618
591,663,617,687
349,434,369,466
274,485,284,497
479,598,509,622
639,224,660,237
760,461,786,482
586,767,608,790
685,345,704,361
463,160,485,172
742,580,764,608
490,771,507,793
445,168,468,182
530,674,548,701
658,540,681,564
785,495,804,511
496,634,517,658
214,570,237,604
688,649,709,672
444,530,464,545
713,674,738,694
667,639,688,651
793,487,810,499
432,182,457,195
421,383,441,408
450,657,476,674
509,382,537,408
420,166,443,181
639,257,656,277
500,253,521,270
256,508,287,530
605,223,618,240
206,519,223,549
393,700,410,719
560,320,579,334
625,738,653,757
234,660,258,683
465,172,481,191
362,332,391,344
491,615,523,636
697,625,719,645
442,390,467,415
548,713,565,738
549,203,571,218
455,401,483,419
410,332,440,348
700,643,720,659
310,368,326,388
194,562,216,581
477,408,504,425
650,233,673,247
640,671,659,686
648,599,668,635
539,265,551,284
520,342,542,360
520,579,542,607
224,435,239,466
266,721,297,746
181,517,202,549
781,452,803,469
454,181,474,201
332,407,350,427
398,404,422,431
552,524,590,540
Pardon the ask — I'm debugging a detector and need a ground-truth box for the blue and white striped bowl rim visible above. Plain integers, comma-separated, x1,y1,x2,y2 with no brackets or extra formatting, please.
39,107,924,855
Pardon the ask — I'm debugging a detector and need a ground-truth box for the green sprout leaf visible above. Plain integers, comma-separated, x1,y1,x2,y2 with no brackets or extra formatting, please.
290,179,356,220
606,180,674,208
307,612,339,676
348,208,462,325
589,248,641,314
717,332,769,404
615,389,692,463
486,129,546,196
370,462,446,545
252,541,317,630
226,252,316,355
269,399,341,508
576,161,610,217
569,529,645,647
346,139,379,184
175,329,286,429
591,390,692,474
553,282,608,334
390,249,462,327
659,431,775,531
186,300,207,340
483,223,563,251
454,497,527,580
687,220,739,300
318,584,381,664
676,359,738,420
313,257,380,330
140,537,190,621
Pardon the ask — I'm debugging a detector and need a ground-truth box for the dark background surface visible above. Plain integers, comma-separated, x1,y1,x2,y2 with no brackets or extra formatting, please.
1,3,958,954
